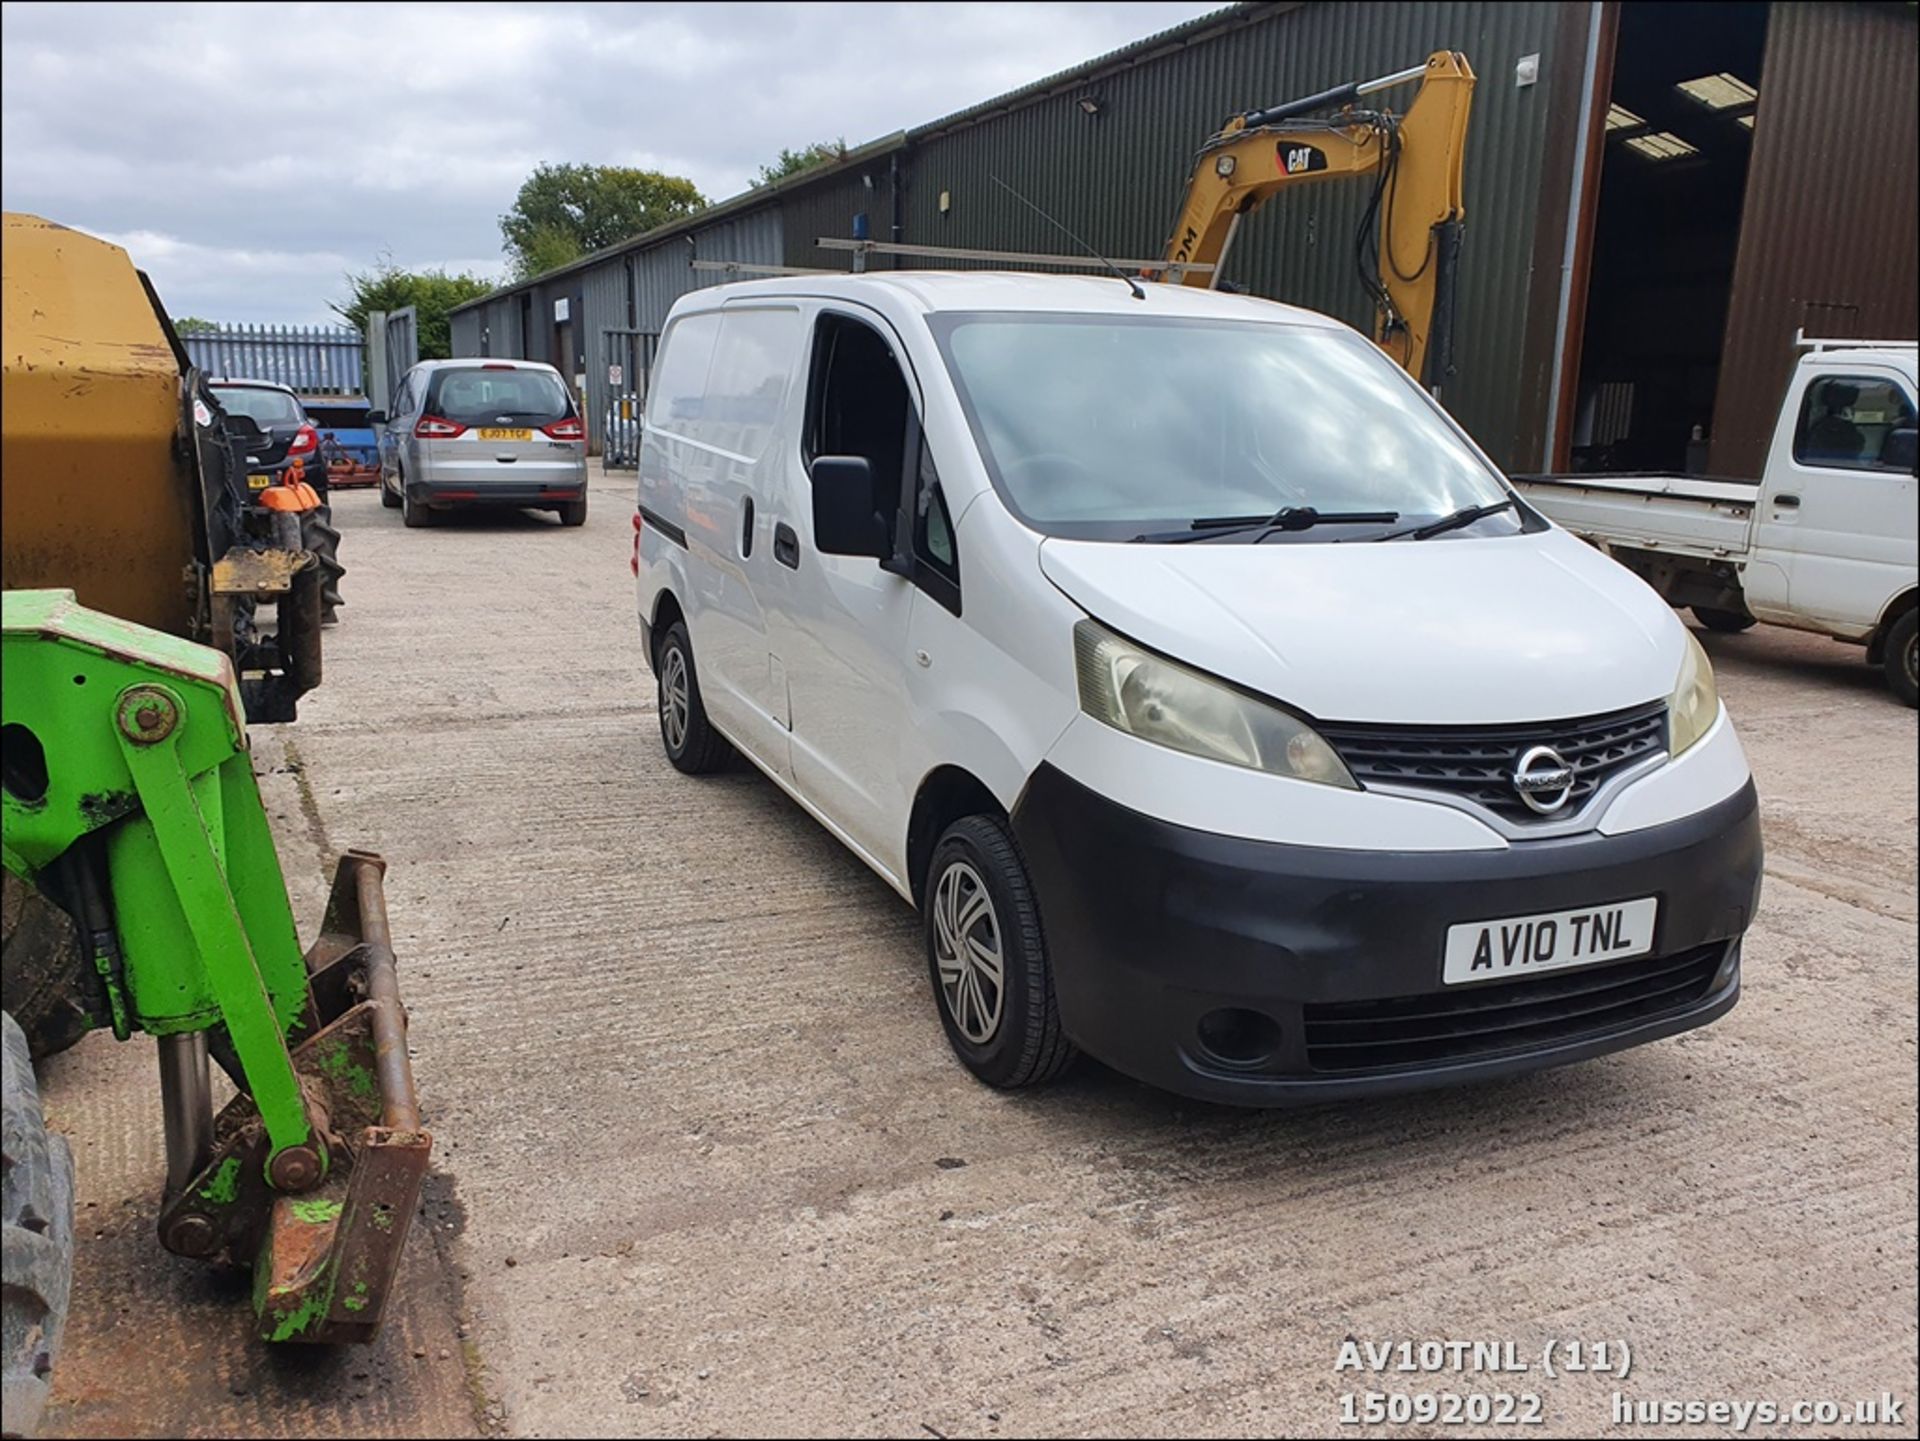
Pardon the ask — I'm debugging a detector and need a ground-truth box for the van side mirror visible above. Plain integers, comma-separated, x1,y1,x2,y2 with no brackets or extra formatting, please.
366,409,388,425
810,456,890,559
1883,426,1917,474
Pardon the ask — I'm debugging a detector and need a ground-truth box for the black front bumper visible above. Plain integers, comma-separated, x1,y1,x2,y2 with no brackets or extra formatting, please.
1011,766,1763,1106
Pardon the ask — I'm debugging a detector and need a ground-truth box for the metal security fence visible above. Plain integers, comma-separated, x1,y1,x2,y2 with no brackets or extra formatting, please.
181,323,363,393
598,329,658,470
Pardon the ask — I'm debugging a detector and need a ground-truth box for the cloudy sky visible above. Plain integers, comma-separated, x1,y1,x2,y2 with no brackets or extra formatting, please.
1,1,1217,324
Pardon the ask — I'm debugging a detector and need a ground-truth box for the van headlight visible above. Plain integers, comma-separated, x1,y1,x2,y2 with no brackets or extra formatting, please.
1073,620,1356,787
1669,628,1720,756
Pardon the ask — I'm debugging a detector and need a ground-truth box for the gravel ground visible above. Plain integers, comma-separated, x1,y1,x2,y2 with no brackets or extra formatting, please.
39,467,1918,1438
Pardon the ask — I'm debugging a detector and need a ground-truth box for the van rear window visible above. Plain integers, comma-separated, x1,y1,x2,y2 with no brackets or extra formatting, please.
427,368,571,425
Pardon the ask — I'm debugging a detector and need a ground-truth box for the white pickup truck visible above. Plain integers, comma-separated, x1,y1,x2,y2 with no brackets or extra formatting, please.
1515,341,1918,706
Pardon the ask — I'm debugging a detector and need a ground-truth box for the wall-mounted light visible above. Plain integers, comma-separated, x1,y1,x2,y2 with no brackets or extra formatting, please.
1077,94,1103,117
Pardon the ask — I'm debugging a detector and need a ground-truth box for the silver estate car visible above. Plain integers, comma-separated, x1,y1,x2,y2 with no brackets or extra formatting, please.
373,359,589,528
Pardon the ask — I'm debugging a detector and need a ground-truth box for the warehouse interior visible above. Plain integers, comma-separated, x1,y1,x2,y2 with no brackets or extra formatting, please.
1567,1,1769,474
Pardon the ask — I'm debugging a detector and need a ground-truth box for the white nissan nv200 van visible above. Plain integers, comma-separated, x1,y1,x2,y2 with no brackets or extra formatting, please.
633,273,1762,1106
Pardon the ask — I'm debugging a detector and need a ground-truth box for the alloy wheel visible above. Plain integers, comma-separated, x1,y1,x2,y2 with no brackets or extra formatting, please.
933,860,1005,1044
660,645,691,753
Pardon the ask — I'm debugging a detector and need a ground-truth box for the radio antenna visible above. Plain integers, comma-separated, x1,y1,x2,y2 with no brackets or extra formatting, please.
989,175,1145,300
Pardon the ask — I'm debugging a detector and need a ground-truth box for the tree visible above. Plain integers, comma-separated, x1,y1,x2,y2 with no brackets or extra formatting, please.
172,315,220,335
751,139,847,188
514,222,587,279
499,163,706,279
328,261,495,361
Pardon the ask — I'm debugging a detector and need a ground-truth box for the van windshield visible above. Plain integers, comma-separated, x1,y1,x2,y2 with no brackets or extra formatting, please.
930,313,1515,542
427,367,572,425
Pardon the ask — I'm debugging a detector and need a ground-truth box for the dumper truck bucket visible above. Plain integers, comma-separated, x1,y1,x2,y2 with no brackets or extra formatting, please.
155,852,431,1343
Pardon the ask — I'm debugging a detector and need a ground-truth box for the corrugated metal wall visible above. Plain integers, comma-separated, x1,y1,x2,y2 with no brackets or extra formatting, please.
782,167,900,271
894,0,1572,467
449,308,482,359
469,294,521,358
1709,1,1919,478
634,206,786,328
580,256,632,443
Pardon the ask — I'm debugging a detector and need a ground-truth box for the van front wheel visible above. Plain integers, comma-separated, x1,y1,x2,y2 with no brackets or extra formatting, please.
656,622,732,773
1884,608,1918,707
924,815,1076,1090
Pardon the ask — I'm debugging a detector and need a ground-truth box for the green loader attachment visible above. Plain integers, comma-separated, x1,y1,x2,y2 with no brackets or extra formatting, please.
1,589,429,1345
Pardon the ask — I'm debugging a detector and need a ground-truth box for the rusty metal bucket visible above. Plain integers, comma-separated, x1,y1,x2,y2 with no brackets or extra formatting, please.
155,851,431,1343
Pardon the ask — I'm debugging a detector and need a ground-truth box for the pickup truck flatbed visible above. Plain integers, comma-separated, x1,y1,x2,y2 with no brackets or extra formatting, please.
1513,342,1918,705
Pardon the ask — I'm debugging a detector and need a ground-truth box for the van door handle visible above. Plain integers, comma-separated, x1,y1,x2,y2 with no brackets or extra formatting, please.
773,522,800,569
741,498,755,558
1774,493,1800,508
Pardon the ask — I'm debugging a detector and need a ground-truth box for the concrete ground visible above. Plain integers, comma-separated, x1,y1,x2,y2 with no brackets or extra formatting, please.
38,464,1917,1438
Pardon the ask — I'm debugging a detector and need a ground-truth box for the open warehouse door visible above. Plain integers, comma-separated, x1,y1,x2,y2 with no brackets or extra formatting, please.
1563,1,1768,476
1551,0,1917,479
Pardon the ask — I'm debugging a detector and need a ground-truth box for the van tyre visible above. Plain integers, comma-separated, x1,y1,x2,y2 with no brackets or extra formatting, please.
924,815,1076,1090
1885,609,1919,707
1693,605,1755,634
656,622,731,774
557,498,587,528
2,1012,75,1440
380,478,400,509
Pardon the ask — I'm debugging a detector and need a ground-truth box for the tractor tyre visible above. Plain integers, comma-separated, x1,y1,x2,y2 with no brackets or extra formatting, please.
0,872,94,1063
302,503,346,623
1,1011,75,1439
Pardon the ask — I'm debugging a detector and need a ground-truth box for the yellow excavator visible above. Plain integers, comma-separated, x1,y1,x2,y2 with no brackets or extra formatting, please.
1162,50,1476,391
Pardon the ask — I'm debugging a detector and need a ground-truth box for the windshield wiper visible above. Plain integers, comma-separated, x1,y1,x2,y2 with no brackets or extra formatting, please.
1132,506,1400,544
1369,498,1517,542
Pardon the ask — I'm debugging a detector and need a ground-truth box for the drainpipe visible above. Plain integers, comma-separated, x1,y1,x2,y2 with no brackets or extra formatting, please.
890,147,910,269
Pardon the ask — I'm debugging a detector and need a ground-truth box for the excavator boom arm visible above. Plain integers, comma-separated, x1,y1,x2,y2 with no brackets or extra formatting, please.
1163,51,1475,386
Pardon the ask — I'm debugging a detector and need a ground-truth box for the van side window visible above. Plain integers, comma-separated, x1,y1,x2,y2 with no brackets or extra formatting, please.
648,312,722,432
911,443,962,616
1793,375,1917,472
805,313,911,527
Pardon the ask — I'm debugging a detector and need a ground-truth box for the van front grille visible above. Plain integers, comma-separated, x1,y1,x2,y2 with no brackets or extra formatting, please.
1319,701,1668,824
1301,943,1726,1075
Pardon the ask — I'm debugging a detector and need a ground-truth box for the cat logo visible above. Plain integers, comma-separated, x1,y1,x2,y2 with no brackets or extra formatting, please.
1277,143,1328,176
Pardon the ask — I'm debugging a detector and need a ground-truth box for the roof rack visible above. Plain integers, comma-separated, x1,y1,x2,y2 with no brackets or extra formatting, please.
690,260,837,277
816,237,1213,279
1793,328,1918,352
